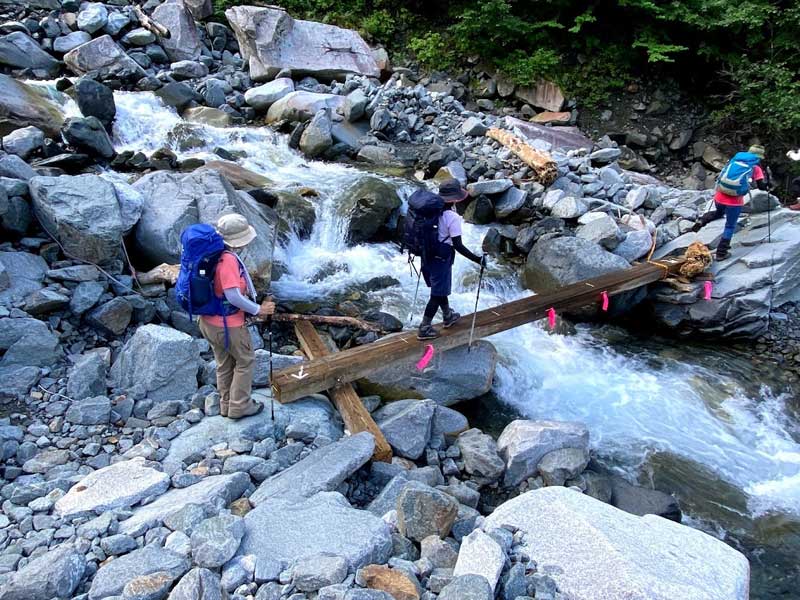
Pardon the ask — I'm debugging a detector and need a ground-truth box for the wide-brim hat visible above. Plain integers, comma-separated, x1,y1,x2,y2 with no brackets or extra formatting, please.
748,144,765,158
439,178,469,203
216,213,257,248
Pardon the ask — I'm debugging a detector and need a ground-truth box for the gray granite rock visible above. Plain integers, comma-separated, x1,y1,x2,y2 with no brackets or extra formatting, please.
538,447,590,486
374,400,435,460
485,487,749,600
0,544,86,600
109,324,200,403
250,432,374,505
362,341,497,406
153,0,203,62
241,492,392,571
88,545,190,600
66,352,107,400
497,420,589,487
437,574,493,600
397,481,459,542
65,396,111,425
191,513,245,568
244,78,295,110
118,473,249,536
456,429,504,485
452,530,505,592
55,457,170,517
293,554,348,591
167,567,223,600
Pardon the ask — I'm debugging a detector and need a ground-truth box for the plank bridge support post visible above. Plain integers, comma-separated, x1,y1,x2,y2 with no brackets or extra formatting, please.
293,321,393,463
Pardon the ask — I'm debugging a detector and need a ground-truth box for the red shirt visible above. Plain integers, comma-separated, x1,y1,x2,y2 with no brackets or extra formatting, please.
200,252,246,328
715,165,764,206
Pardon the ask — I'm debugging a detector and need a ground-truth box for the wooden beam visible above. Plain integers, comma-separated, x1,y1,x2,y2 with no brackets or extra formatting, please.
254,312,382,332
293,321,393,463
273,258,685,404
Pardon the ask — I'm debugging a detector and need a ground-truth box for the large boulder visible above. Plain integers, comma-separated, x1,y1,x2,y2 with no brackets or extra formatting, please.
374,399,435,460
64,35,146,80
132,170,278,287
62,116,115,158
0,316,60,368
29,175,127,266
337,177,401,244
360,341,496,406
162,392,341,473
497,420,590,487
241,492,393,570
226,6,380,82
649,209,800,338
74,78,116,129
244,78,295,111
0,544,86,600
249,432,375,505
0,75,65,137
153,0,203,62
485,487,750,600
55,457,170,517
108,324,201,403
88,545,191,600
524,236,631,293
0,252,48,306
118,473,250,536
514,79,565,112
0,31,59,75
184,0,213,20
266,90,345,124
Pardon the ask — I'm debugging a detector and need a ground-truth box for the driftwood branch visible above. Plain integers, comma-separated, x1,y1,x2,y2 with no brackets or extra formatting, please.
134,263,180,286
487,128,558,186
251,313,383,332
133,5,170,39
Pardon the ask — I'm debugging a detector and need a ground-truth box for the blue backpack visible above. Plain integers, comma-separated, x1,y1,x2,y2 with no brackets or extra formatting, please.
716,152,761,196
402,190,451,262
175,224,239,320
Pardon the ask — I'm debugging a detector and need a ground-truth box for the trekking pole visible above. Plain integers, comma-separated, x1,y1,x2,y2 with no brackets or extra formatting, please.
407,257,422,327
467,257,486,352
266,304,276,438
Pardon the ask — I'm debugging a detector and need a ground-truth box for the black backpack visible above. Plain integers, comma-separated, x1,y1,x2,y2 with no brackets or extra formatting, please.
403,189,451,261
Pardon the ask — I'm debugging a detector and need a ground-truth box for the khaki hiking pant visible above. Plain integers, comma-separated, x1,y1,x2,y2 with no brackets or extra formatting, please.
199,320,255,418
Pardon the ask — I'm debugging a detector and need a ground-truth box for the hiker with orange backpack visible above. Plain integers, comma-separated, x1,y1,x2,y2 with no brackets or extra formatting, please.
692,145,768,260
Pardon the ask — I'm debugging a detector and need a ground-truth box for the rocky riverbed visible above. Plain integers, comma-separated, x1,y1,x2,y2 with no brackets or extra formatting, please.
1,1,798,599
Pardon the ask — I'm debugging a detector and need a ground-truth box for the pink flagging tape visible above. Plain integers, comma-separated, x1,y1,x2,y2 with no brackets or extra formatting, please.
416,344,435,371
601,291,609,312
547,307,556,330
704,280,713,301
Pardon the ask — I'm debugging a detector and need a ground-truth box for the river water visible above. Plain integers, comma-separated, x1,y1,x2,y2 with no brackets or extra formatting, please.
52,89,800,597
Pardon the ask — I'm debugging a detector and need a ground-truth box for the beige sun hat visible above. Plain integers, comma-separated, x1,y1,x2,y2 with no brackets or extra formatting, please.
216,213,257,248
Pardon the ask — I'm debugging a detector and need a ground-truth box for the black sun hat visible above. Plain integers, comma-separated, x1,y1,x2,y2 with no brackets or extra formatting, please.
438,178,469,203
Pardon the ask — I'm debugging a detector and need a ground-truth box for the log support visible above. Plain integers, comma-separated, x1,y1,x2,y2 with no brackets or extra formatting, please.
293,321,392,463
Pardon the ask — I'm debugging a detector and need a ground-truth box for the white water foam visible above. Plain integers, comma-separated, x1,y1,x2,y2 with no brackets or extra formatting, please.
104,90,800,518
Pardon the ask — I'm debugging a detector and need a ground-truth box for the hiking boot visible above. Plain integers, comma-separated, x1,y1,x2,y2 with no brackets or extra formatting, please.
442,309,461,328
417,319,440,340
715,238,731,261
229,401,264,420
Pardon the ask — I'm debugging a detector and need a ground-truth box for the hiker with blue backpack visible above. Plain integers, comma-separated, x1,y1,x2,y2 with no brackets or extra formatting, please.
404,178,486,340
177,213,274,419
692,145,768,260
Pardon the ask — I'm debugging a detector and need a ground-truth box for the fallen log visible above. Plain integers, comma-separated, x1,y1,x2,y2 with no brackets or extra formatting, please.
252,312,383,332
487,127,558,186
133,5,170,39
134,263,180,286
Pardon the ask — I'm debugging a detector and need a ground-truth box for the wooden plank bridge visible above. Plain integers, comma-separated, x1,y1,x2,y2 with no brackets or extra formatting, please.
272,256,686,413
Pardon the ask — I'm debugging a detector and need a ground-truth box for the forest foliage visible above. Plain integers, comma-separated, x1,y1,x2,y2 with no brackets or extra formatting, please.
216,0,800,148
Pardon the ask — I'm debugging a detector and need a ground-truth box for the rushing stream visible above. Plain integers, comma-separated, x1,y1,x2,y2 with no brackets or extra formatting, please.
51,88,800,597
